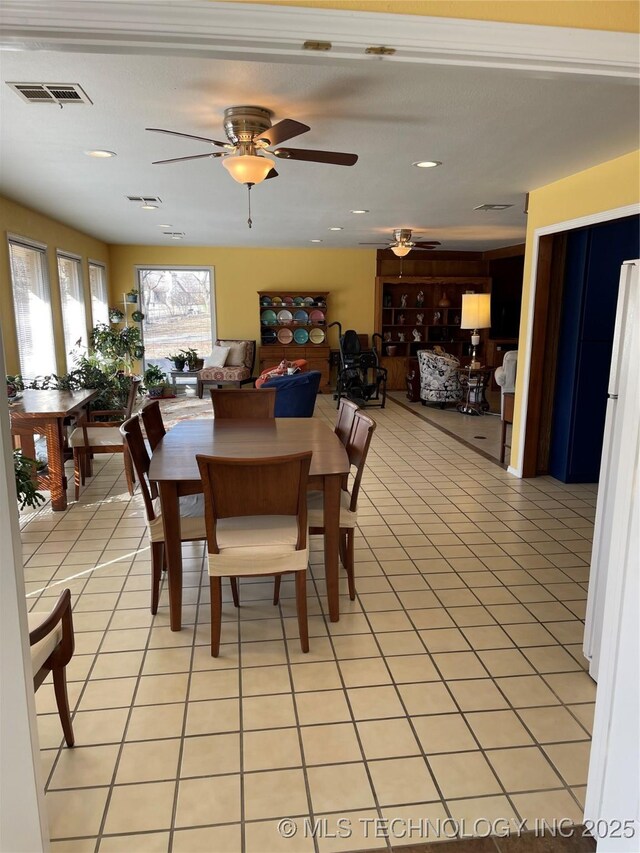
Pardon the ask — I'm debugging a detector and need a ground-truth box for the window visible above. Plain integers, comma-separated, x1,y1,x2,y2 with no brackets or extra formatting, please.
89,262,109,327
136,268,216,371
8,238,56,380
57,252,87,368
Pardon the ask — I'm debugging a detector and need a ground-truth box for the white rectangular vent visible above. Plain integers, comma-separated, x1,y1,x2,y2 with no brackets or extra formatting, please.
163,232,185,239
473,203,514,212
127,196,163,204
7,82,92,105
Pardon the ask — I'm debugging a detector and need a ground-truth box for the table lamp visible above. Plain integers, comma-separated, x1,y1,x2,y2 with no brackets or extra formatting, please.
461,293,491,368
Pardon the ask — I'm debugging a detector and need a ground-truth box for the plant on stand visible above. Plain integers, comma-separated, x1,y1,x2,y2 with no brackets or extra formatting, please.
168,352,187,372
143,364,167,398
125,288,139,304
181,348,204,371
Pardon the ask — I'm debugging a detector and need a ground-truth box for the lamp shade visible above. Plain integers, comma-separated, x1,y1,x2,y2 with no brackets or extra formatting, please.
460,293,491,329
222,154,275,185
391,244,412,257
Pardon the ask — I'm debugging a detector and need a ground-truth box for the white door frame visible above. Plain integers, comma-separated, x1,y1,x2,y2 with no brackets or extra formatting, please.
510,203,640,478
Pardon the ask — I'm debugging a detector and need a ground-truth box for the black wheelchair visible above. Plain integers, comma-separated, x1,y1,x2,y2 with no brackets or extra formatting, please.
330,322,387,409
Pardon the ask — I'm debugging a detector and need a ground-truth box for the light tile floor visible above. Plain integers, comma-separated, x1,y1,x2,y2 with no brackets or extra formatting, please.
22,396,597,852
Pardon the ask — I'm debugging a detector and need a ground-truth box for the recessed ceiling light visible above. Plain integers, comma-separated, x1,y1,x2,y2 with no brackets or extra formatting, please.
158,224,173,228
329,227,343,231
350,209,369,214
84,150,116,158
310,239,323,243
141,203,159,210
412,160,442,168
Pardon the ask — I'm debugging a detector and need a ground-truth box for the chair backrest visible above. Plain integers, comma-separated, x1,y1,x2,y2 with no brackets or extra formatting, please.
210,388,276,419
216,339,256,372
196,452,312,553
125,379,142,418
141,400,166,451
262,371,322,417
345,409,376,511
335,398,360,447
119,416,157,520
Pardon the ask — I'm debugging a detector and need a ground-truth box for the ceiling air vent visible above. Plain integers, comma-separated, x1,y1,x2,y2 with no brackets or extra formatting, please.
473,203,514,212
7,82,92,105
163,232,185,239
127,196,163,204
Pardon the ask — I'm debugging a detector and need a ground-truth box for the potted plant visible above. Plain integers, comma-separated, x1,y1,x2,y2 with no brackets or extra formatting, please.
182,348,204,371
14,450,45,510
109,307,124,323
125,288,139,304
168,352,187,372
143,364,167,398
131,310,145,323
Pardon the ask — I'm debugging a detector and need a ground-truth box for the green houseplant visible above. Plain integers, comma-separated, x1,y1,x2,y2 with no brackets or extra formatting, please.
168,352,187,371
125,288,139,304
108,307,124,323
143,364,167,398
181,348,204,371
14,450,45,510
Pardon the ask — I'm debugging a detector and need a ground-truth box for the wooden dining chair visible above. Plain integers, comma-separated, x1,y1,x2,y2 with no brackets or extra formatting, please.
141,399,166,451
197,451,312,656
69,379,141,499
120,416,228,614
210,388,276,419
29,588,75,747
334,398,360,447
277,409,375,603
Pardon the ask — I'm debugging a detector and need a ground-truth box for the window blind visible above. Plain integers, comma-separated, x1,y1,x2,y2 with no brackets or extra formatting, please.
89,262,109,327
9,240,57,380
58,253,87,368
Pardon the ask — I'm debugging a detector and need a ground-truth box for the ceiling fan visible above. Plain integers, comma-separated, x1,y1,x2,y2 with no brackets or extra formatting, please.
147,105,358,184
360,228,441,257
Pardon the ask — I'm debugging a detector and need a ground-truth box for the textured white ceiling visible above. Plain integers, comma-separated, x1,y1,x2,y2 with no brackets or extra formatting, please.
1,47,638,249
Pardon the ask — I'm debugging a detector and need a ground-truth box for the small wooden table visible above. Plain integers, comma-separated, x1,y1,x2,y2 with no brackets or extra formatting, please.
170,370,199,392
10,389,99,511
500,391,515,464
457,365,493,415
149,418,350,631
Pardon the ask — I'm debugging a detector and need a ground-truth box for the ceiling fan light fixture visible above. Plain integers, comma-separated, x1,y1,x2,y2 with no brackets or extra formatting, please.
222,153,275,185
391,244,412,257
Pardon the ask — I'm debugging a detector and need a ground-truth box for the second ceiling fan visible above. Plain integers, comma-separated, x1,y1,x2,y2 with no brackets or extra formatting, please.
361,229,441,256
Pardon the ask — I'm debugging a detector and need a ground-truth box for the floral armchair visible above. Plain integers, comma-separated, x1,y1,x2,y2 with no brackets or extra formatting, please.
418,349,462,407
197,340,256,398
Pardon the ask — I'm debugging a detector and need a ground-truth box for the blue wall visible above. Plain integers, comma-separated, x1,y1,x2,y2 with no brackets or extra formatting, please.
548,215,639,483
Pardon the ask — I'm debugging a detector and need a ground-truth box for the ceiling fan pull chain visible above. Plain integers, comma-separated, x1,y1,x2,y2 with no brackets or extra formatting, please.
247,182,253,229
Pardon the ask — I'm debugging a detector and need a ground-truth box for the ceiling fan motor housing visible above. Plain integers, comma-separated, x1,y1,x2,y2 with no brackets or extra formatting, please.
223,105,273,149
394,228,413,244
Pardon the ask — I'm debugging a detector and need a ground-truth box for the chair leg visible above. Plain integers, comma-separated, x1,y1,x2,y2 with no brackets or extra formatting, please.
273,575,282,605
197,379,203,399
123,448,135,496
345,529,356,601
295,570,309,653
230,577,239,608
52,665,75,747
151,541,163,614
73,449,82,500
210,576,222,657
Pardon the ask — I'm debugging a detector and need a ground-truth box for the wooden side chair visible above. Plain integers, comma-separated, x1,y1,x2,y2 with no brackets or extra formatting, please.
141,399,166,451
281,409,375,602
210,388,275,419
334,398,360,447
29,588,75,747
120,416,222,614
197,451,312,656
69,379,141,499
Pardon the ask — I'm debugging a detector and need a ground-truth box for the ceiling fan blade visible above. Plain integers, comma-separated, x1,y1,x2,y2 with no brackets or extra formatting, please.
256,119,310,147
273,147,358,166
359,242,390,246
413,241,442,248
152,152,225,165
264,168,279,180
146,127,229,148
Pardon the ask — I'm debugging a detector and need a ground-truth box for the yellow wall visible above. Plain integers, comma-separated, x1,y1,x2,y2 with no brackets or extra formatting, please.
511,150,640,470
108,246,376,349
0,195,109,375
234,0,639,33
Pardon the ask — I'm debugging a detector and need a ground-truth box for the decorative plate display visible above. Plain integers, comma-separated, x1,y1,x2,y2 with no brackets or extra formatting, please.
303,296,315,306
261,329,277,344
293,309,308,324
277,327,294,344
271,296,283,305
313,297,326,306
282,296,294,306
309,328,325,344
261,309,277,325
293,296,304,306
293,328,309,344
260,295,272,306
277,309,293,324
309,309,325,324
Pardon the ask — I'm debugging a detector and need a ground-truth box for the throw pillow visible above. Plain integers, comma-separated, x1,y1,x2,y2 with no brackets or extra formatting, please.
203,346,230,368
217,340,246,367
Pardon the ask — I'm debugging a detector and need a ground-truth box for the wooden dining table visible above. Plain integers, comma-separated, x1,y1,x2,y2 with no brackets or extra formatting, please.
10,389,99,511
148,418,350,631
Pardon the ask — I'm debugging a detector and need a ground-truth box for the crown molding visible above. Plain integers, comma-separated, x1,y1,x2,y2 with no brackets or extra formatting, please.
1,1,638,79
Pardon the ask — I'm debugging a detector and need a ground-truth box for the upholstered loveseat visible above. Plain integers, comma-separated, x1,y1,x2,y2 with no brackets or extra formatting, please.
418,349,463,407
196,339,255,398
